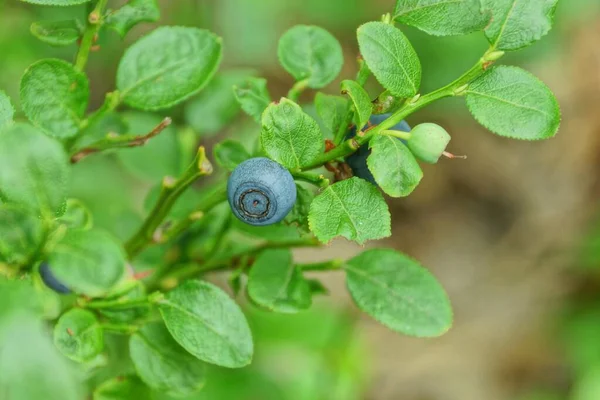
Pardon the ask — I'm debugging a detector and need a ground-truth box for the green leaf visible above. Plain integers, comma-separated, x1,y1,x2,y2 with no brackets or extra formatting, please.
394,0,490,36
308,177,391,244
20,0,90,5
30,20,82,46
54,308,103,363
315,92,348,138
117,26,222,111
130,322,206,396
158,280,253,368
277,25,343,89
233,77,271,124
93,376,152,400
0,312,81,400
232,219,301,243
0,90,15,130
106,0,160,38
0,124,69,216
184,70,253,136
261,98,324,169
117,112,183,181
248,249,312,313
465,66,561,140
483,0,559,51
0,204,43,265
367,134,423,197
20,59,89,139
284,184,314,231
99,285,150,323
357,22,421,98
213,139,251,172
57,199,93,230
48,229,127,297
345,248,452,337
340,80,372,130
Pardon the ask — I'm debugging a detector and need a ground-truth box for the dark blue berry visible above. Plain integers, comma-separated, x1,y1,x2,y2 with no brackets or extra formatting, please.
227,158,297,226
39,262,71,294
345,114,411,184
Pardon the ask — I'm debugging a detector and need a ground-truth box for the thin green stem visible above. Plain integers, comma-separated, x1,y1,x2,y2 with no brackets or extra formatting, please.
101,323,139,335
291,171,330,188
381,129,411,140
333,59,371,145
298,258,344,271
75,0,108,72
85,296,150,310
287,79,309,102
125,148,214,258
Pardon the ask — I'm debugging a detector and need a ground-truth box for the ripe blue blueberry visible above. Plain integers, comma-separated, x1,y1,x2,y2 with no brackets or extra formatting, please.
39,262,71,294
227,157,297,226
345,114,411,184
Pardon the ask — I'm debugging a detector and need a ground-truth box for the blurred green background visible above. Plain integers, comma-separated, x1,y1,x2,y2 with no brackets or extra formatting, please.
2,0,600,399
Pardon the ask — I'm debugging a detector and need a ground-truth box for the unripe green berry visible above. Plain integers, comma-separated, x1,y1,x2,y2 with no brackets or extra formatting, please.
406,123,451,164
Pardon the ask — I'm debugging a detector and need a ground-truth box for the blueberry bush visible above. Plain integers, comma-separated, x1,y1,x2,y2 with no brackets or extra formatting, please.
0,0,561,398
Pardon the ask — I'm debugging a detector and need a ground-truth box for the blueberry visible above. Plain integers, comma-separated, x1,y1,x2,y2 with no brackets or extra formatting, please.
345,114,411,184
39,262,71,294
227,157,297,226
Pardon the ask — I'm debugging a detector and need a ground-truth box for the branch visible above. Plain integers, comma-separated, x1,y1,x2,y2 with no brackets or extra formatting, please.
70,117,172,163
75,0,109,72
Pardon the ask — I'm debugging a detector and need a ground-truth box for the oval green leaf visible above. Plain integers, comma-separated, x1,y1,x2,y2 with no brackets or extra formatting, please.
157,280,253,368
308,177,391,244
315,92,348,138
0,204,44,266
357,22,421,98
234,77,271,123
53,308,103,363
465,66,561,140
30,20,82,46
130,322,206,396
117,26,222,110
20,59,89,139
93,376,151,400
345,248,453,337
278,25,343,89
341,80,372,131
213,139,251,172
106,0,160,38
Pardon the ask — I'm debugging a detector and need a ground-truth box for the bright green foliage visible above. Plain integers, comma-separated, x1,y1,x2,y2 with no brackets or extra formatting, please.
367,134,423,197
284,184,314,231
20,59,89,139
58,199,93,230
466,66,561,140
0,124,69,216
185,70,253,136
406,123,451,164
93,376,152,400
0,205,43,265
341,80,372,131
54,308,103,362
234,77,272,123
315,92,348,137
278,25,344,89
309,177,391,244
213,140,251,171
261,98,324,169
357,22,421,98
394,0,490,36
345,249,453,337
130,322,206,396
48,229,126,297
0,91,14,130
158,280,254,368
117,27,222,110
20,0,90,5
248,249,312,313
99,285,150,323
30,20,82,46
106,0,160,38
483,0,559,51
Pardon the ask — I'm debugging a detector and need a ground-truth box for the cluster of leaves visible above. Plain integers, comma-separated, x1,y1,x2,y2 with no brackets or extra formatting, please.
0,0,560,398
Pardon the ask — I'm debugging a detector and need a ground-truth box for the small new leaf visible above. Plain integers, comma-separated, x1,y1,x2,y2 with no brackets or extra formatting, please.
213,140,251,172
483,0,559,51
0,90,14,130
20,59,89,139
106,0,160,38
278,25,343,89
394,0,490,36
248,249,311,313
345,248,453,337
465,66,561,140
54,308,103,363
357,22,421,98
158,280,254,368
261,98,324,169
341,80,372,131
30,20,82,46
308,177,391,244
130,322,206,396
117,27,222,110
234,77,271,123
